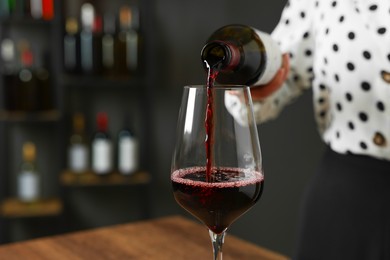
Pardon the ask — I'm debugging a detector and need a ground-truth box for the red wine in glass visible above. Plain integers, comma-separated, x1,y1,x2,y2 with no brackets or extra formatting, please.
172,167,264,234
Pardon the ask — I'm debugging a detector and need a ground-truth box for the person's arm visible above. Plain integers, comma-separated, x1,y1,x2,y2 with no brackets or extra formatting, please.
250,0,316,124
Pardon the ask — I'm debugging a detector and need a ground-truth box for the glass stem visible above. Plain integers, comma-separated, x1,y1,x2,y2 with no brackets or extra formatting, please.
209,230,226,260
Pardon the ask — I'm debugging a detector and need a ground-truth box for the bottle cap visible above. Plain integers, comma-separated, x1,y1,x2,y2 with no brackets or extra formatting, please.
23,142,36,162
93,15,103,33
81,3,94,31
119,6,132,30
1,39,15,62
18,40,33,67
66,17,79,35
96,112,108,131
73,113,85,132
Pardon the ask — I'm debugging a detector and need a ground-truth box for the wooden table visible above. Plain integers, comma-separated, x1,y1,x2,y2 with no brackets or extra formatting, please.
0,215,288,260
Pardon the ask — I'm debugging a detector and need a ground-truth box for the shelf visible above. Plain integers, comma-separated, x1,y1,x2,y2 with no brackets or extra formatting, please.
60,170,151,187
61,74,146,89
0,198,63,218
0,0,155,243
0,109,61,122
0,17,52,27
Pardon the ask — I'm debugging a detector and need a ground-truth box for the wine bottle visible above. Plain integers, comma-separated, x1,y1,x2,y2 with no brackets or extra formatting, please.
117,116,139,175
126,6,139,73
115,5,139,76
92,14,103,74
64,17,80,73
17,142,40,202
1,38,19,110
201,24,282,86
36,52,52,110
102,13,115,75
91,112,113,175
80,3,94,73
17,40,39,111
68,113,89,173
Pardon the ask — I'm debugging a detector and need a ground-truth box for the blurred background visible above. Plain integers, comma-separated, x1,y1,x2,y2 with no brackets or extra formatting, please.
0,0,325,257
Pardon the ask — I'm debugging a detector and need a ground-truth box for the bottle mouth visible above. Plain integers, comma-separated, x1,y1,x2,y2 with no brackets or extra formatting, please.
201,41,240,71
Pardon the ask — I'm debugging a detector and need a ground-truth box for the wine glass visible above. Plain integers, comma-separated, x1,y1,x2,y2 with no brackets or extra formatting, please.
171,85,264,259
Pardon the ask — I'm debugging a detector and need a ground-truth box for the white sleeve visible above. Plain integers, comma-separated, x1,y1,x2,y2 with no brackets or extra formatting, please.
253,0,316,123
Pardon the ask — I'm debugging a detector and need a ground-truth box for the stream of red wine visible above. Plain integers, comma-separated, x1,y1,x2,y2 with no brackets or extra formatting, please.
205,63,219,182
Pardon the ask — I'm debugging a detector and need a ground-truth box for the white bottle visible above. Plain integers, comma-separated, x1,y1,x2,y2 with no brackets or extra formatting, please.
68,113,89,173
91,112,113,175
18,142,40,202
118,119,139,175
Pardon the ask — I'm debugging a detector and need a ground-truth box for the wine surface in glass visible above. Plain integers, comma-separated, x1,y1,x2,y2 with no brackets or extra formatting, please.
172,167,264,234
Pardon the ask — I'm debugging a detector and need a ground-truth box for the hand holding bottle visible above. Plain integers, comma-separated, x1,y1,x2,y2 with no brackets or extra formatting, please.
201,24,287,94
250,53,290,102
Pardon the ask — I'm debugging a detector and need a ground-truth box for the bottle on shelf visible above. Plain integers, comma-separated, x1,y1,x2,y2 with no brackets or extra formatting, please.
1,38,19,111
17,40,39,111
201,24,282,86
117,115,139,175
36,52,53,111
63,17,80,73
126,6,139,73
92,13,103,74
102,13,116,76
91,112,113,175
17,142,40,202
80,2,94,74
115,5,139,76
68,113,89,173
80,3,102,74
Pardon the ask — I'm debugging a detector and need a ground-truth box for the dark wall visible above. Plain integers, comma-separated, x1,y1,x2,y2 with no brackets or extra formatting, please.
150,0,325,256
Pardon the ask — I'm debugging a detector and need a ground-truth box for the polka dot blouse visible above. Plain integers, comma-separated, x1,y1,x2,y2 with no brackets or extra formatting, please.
255,0,390,161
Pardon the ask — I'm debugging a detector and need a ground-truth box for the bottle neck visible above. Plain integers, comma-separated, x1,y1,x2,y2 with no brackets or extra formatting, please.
201,41,241,71
21,49,33,68
96,113,108,133
73,113,85,134
119,6,132,31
